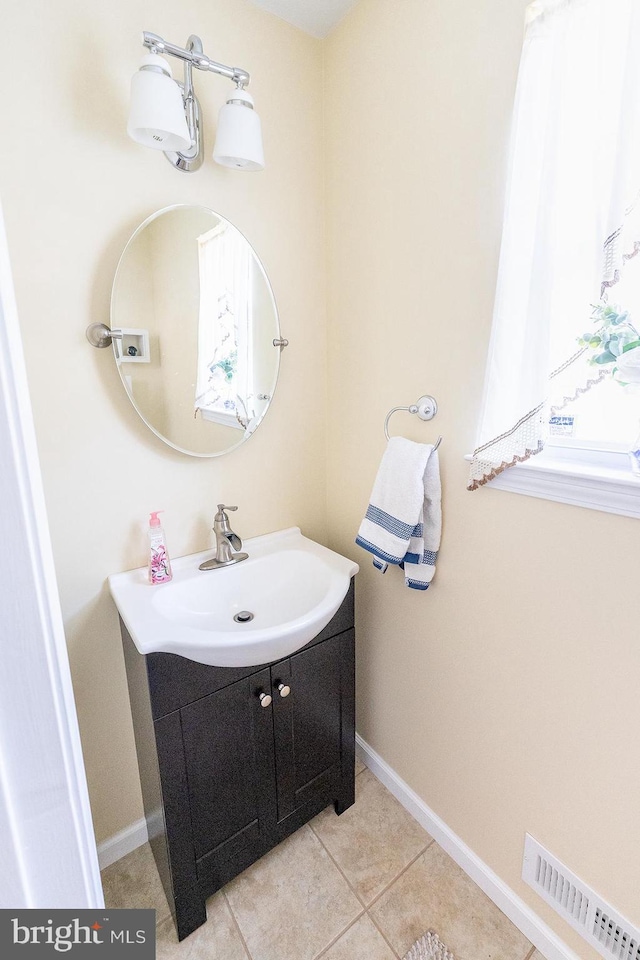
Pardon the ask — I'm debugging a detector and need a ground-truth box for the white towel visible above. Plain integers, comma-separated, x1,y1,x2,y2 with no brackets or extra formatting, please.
355,437,441,590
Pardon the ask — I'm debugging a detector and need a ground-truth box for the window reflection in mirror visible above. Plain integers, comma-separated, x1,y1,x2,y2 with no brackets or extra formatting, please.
110,205,280,457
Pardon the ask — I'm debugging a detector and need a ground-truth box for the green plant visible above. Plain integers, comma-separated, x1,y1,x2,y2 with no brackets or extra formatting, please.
578,303,640,379
209,350,238,382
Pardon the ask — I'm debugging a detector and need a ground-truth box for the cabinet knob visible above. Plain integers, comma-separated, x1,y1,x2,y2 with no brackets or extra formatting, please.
276,683,291,698
258,691,272,708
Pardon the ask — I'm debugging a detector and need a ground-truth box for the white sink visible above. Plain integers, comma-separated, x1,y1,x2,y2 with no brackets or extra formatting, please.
108,527,359,667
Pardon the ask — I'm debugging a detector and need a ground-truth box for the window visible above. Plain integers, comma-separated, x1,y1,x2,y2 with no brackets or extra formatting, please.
469,0,640,517
194,222,254,430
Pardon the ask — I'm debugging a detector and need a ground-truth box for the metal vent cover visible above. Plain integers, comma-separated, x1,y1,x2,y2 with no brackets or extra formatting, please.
593,909,640,960
523,835,640,960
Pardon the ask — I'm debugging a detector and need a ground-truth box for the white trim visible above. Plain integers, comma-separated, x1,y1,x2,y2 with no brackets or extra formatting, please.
356,734,582,960
0,199,103,908
484,455,640,519
200,407,244,430
97,817,149,870
465,448,640,518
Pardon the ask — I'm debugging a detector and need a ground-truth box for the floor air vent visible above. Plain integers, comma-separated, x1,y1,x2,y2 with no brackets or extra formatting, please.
523,835,640,960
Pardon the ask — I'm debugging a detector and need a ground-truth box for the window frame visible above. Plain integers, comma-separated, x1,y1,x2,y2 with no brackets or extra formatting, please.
467,441,640,518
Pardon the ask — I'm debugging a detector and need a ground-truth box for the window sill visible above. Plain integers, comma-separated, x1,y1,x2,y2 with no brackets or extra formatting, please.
199,408,244,430
466,446,640,519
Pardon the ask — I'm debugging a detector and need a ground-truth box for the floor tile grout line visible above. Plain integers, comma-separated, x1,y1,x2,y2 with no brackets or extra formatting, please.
221,824,364,960
221,888,253,960
310,908,367,960
365,907,402,959
309,811,429,916
155,908,172,930
523,947,537,960
154,911,172,932
308,821,432,960
365,838,435,912
309,808,434,915
308,819,370,910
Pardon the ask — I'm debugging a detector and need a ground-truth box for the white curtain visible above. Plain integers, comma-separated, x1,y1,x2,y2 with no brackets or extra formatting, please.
469,0,640,489
195,223,254,428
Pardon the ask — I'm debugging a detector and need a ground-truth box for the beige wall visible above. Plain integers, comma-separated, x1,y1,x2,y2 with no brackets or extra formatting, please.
325,1,639,957
0,0,325,844
3,0,638,952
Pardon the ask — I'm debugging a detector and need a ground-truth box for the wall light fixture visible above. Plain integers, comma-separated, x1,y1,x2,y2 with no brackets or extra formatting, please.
127,32,264,173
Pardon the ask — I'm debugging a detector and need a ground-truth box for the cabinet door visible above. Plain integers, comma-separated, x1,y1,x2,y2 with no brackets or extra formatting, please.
272,634,343,822
180,668,276,877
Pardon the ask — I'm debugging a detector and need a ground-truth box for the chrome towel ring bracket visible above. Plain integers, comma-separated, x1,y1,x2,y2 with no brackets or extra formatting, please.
384,395,443,449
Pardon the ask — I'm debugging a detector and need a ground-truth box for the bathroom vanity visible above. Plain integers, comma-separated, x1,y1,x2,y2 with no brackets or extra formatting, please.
120,581,355,940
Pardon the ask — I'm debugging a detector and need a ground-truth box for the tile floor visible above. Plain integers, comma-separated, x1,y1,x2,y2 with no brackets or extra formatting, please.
101,758,539,960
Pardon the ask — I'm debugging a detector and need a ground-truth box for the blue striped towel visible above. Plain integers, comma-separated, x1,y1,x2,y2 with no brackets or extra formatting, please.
355,437,441,590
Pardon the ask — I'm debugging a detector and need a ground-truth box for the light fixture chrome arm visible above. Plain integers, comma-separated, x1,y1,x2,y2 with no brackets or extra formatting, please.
164,36,204,172
142,32,250,87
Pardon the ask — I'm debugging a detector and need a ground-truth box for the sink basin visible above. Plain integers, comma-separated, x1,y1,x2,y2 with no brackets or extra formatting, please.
108,527,359,667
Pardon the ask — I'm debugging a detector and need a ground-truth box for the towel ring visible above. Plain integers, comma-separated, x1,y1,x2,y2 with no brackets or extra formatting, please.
384,395,443,449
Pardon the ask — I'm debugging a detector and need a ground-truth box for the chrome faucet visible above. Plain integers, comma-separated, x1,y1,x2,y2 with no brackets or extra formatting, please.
199,504,249,571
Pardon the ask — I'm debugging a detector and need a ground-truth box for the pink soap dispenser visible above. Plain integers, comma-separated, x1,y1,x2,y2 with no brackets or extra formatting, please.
148,511,173,584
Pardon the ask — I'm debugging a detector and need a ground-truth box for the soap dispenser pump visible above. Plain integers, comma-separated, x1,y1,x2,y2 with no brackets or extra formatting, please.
148,510,172,584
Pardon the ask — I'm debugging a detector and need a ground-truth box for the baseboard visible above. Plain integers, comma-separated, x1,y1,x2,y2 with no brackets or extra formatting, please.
355,734,582,960
97,817,148,871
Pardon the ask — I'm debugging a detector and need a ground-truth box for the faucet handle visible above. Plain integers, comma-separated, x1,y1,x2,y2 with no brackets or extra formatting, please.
215,504,238,519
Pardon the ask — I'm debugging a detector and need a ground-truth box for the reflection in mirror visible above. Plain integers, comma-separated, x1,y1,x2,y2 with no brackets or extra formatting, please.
111,205,281,456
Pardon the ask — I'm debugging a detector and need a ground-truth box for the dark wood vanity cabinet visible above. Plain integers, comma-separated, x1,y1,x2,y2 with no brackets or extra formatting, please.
120,581,355,941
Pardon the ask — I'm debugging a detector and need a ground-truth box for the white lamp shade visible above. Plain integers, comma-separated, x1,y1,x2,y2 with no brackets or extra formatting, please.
213,89,265,171
127,55,191,152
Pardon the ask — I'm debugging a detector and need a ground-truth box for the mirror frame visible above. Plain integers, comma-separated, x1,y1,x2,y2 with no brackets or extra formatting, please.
110,204,282,458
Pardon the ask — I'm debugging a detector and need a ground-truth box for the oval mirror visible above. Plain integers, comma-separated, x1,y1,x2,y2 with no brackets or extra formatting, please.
110,204,281,457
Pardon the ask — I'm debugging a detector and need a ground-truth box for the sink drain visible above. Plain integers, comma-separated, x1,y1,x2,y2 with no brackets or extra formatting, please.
234,611,254,623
